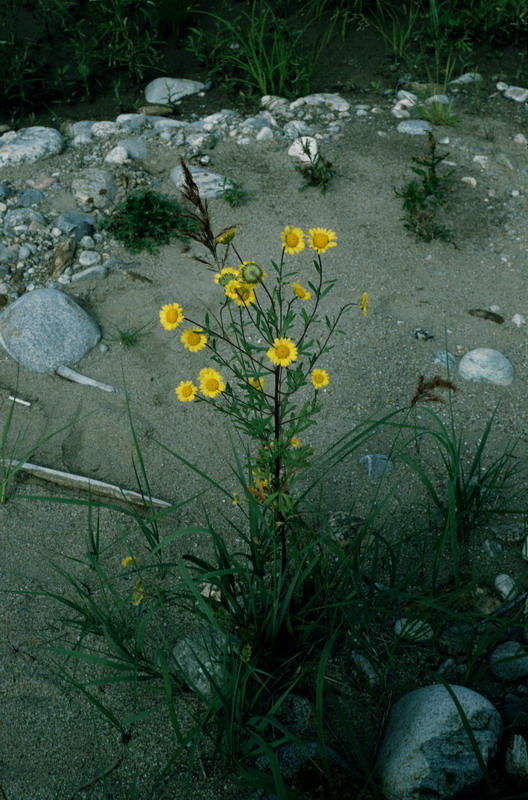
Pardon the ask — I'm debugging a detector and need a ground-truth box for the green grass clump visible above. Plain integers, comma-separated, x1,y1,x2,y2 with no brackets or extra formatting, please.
100,189,199,253
415,100,460,127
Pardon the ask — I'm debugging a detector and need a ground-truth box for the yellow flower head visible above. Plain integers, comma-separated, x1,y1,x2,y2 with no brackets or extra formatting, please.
241,643,252,663
199,368,225,398
292,282,311,301
217,227,237,245
181,327,207,353
240,261,265,284
267,337,298,367
232,284,256,307
159,303,184,330
224,278,242,299
308,227,337,254
281,226,305,255
232,492,239,506
175,380,198,402
121,555,139,567
360,292,368,317
214,266,240,286
248,376,264,391
290,436,301,449
131,578,144,606
311,368,330,389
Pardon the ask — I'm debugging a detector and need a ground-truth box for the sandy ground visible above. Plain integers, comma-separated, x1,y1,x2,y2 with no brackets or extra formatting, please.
1,89,528,799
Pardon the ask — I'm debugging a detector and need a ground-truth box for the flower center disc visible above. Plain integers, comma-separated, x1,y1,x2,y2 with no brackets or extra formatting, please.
182,386,192,396
286,233,298,246
276,345,290,359
206,378,219,391
313,233,329,249
166,309,178,322
188,332,200,345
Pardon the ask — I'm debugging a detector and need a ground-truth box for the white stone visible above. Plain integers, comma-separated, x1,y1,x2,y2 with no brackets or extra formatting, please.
511,313,526,327
71,168,117,211
396,90,417,103
506,735,528,781
116,113,150,131
495,573,516,600
356,109,368,117
449,72,482,85
91,121,120,138
261,95,290,113
473,155,489,168
425,94,450,104
504,86,528,103
496,81,509,91
153,118,187,131
0,127,64,166
458,348,514,385
104,145,129,165
298,93,350,112
391,107,411,119
72,134,93,147
394,618,433,642
78,250,101,267
145,77,205,104
170,165,233,198
514,133,527,145
287,136,319,162
461,176,477,187
397,119,433,135
376,684,502,800
256,126,274,141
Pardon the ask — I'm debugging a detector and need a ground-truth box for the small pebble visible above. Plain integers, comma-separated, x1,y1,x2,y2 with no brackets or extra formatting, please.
495,573,517,600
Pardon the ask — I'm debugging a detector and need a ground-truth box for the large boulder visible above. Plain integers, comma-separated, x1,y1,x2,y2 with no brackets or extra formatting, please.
0,288,101,373
376,684,503,800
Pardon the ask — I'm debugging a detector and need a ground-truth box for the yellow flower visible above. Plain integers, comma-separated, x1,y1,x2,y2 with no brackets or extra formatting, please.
121,555,138,567
131,578,144,606
248,376,264,391
232,284,256,307
311,369,329,389
175,380,198,402
214,266,239,286
292,282,311,301
159,303,184,330
290,436,301,448
181,327,207,352
241,643,252,662
267,337,298,367
224,278,242,299
360,291,368,317
308,227,337,254
281,226,305,254
199,368,225,398
240,261,266,284
232,492,239,505
217,227,237,245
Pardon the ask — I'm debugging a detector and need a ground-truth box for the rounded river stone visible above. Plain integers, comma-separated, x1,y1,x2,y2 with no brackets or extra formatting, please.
0,288,100,373
458,348,514,385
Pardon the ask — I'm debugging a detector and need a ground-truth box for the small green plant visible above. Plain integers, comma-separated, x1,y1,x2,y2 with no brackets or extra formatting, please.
106,321,153,349
415,99,460,126
294,141,336,194
99,189,199,253
221,179,249,207
395,133,454,242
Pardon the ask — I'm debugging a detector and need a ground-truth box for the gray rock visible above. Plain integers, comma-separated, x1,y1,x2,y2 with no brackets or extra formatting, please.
116,113,150,131
299,92,350,112
68,120,97,138
449,72,482,86
489,641,528,681
0,126,64,166
170,165,233,198
117,137,148,160
104,145,129,165
71,265,108,282
71,168,117,211
503,86,528,103
78,250,101,267
506,734,528,781
17,188,44,207
172,628,228,698
376,684,503,800
360,453,394,478
0,288,100,373
432,349,456,369
144,77,205,104
458,348,514,385
56,211,95,240
3,208,47,230
0,244,17,263
397,119,433,135
0,183,12,199
481,539,503,557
